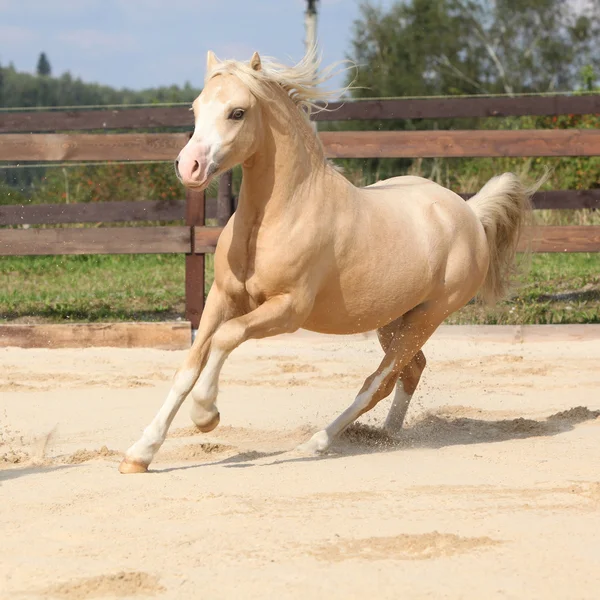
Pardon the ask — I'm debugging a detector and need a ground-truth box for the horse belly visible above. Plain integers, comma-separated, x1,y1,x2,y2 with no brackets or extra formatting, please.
302,272,428,335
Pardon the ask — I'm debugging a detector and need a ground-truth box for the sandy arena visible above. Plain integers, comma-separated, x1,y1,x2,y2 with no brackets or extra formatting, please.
1,325,600,599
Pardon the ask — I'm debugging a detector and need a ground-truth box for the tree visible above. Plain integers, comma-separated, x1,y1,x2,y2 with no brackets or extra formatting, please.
339,0,599,183
36,52,51,77
347,0,600,98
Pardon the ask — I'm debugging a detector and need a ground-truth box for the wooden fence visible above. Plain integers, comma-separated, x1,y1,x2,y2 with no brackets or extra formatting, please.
1,95,599,332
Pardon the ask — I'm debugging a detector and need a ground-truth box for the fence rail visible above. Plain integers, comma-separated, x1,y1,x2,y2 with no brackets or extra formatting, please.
1,189,599,228
3,129,600,161
1,94,599,334
2,224,598,256
1,94,599,133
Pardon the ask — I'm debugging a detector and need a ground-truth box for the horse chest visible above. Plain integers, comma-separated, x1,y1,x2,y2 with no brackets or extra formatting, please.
220,243,287,309
218,216,303,309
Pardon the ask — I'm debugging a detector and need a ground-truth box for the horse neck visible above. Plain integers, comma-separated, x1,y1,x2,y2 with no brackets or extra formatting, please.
239,95,331,222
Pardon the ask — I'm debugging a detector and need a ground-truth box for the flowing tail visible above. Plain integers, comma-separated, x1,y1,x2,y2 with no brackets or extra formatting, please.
468,172,546,305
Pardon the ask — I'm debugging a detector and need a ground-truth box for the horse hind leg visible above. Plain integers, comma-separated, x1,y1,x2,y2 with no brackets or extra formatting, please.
384,350,426,434
296,305,436,454
377,318,427,435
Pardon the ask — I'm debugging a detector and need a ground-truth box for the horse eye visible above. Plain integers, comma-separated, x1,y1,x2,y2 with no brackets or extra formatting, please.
230,109,245,120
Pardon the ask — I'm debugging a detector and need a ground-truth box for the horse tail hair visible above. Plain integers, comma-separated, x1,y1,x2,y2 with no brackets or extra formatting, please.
468,171,546,305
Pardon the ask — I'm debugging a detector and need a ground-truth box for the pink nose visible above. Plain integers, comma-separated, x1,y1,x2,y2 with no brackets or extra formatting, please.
177,153,205,185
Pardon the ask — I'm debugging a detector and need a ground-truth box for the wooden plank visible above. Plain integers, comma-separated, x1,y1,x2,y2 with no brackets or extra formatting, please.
0,198,227,225
0,226,191,255
518,226,600,252
185,188,205,330
0,322,191,349
459,189,600,210
0,107,194,133
0,191,597,228
194,226,224,253
194,225,599,253
3,130,600,162
0,133,187,161
529,190,600,210
0,200,186,225
321,130,600,158
314,95,600,122
198,224,600,253
0,223,595,258
2,95,598,133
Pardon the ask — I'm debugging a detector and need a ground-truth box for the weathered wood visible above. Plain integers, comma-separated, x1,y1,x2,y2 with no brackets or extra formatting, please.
2,95,598,133
459,189,600,210
0,199,186,225
0,191,597,228
0,198,230,225
195,226,599,253
185,188,205,330
518,226,600,252
0,107,194,133
0,224,593,256
0,322,191,349
194,226,224,253
531,189,600,210
314,95,600,122
0,133,187,161
0,226,191,256
3,130,600,162
321,130,600,158
217,171,234,226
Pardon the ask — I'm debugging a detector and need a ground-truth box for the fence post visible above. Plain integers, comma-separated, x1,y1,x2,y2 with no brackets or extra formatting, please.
217,170,235,226
185,187,205,343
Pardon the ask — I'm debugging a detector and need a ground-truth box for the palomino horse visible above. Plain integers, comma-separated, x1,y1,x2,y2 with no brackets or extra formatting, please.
119,50,537,473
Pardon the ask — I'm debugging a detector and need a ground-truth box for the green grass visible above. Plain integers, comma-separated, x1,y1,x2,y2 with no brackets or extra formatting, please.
448,253,600,325
1,255,187,323
0,253,597,325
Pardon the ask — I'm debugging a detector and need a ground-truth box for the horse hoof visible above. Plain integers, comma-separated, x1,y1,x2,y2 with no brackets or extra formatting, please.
296,430,331,455
194,412,220,433
118,458,149,474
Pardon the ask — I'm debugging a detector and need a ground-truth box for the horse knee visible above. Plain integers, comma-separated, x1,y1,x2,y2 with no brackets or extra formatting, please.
399,351,427,396
190,378,220,431
190,403,220,432
357,366,399,415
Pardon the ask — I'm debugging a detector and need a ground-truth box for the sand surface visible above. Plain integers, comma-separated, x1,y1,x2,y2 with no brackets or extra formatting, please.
1,326,600,599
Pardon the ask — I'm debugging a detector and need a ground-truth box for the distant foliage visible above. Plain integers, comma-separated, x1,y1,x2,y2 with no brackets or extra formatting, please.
29,163,184,206
0,57,202,203
336,0,600,183
0,58,201,109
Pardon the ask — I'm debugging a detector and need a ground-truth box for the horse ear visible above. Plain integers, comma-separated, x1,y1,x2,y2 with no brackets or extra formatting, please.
249,52,262,72
206,50,219,74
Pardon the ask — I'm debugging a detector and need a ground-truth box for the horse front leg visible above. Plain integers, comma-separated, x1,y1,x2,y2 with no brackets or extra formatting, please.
119,286,235,474
186,294,310,433
200,293,310,384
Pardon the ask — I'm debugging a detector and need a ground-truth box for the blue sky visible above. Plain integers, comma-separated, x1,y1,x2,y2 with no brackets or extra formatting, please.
0,0,396,92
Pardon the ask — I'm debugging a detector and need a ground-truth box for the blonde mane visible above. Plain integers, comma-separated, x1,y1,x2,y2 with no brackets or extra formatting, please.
206,47,353,117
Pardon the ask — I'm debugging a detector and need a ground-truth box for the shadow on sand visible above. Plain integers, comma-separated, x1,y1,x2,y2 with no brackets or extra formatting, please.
155,405,600,473
0,463,75,483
